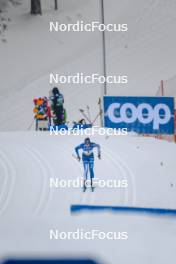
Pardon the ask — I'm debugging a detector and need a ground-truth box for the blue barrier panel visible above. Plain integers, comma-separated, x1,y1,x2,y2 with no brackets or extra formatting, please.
3,259,100,264
49,125,68,131
71,205,176,216
104,96,175,134
72,124,92,130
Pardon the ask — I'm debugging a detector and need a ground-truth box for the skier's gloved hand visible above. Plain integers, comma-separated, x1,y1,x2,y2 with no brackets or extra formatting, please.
98,153,101,159
77,156,81,162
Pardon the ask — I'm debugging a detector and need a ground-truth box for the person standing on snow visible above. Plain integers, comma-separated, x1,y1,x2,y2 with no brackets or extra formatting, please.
75,137,101,192
50,87,64,125
43,97,52,126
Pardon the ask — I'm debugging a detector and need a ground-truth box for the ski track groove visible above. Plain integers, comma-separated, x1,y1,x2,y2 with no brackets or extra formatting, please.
104,146,136,205
38,142,84,210
55,142,88,205
103,146,128,205
23,138,135,212
58,141,94,205
69,145,94,205
64,138,129,206
0,152,9,207
24,144,54,215
0,149,16,215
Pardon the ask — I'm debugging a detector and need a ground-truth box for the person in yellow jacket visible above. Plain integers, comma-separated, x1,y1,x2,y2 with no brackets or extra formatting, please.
33,98,48,130
33,105,47,120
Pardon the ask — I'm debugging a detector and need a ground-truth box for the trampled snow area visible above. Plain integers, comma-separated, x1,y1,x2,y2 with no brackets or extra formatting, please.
1,0,176,263
0,132,176,263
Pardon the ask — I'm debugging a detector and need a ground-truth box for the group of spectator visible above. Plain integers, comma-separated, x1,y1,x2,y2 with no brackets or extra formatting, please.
33,87,66,130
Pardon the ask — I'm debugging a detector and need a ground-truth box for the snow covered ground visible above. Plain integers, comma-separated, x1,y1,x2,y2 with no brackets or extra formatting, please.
0,132,176,264
0,0,176,263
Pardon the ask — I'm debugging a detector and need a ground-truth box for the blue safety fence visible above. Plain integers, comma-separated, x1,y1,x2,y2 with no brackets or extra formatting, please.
49,124,92,131
71,205,176,216
3,259,101,264
49,124,69,131
72,124,92,130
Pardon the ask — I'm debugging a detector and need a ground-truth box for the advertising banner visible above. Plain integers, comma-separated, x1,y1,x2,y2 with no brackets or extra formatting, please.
104,96,174,134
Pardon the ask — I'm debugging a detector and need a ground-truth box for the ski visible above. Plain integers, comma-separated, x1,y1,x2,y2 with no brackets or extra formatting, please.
98,97,103,126
83,185,95,192
79,108,92,124
91,186,95,192
91,109,103,125
27,119,35,130
86,105,92,123
79,108,103,126
83,185,87,192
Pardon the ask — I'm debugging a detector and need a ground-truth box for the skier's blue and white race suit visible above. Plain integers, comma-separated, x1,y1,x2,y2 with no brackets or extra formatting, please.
75,143,101,179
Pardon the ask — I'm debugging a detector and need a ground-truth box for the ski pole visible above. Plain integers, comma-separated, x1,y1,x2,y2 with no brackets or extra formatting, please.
72,153,80,161
27,119,35,130
92,110,103,125
79,109,92,124
86,105,92,123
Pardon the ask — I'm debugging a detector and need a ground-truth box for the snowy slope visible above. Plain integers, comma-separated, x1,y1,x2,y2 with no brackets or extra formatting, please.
0,0,103,130
0,132,176,263
104,0,176,96
0,1,176,263
1,0,176,130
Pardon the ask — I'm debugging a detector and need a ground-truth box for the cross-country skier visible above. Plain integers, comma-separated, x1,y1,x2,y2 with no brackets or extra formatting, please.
75,137,101,192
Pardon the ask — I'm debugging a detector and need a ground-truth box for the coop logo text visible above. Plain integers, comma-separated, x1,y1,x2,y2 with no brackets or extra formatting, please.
106,102,171,129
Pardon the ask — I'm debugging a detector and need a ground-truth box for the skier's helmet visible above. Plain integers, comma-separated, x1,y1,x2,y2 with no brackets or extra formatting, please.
85,137,91,145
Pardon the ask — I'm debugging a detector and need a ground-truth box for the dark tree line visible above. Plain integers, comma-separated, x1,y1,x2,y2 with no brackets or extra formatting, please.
31,0,42,15
55,0,58,10
31,0,58,15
